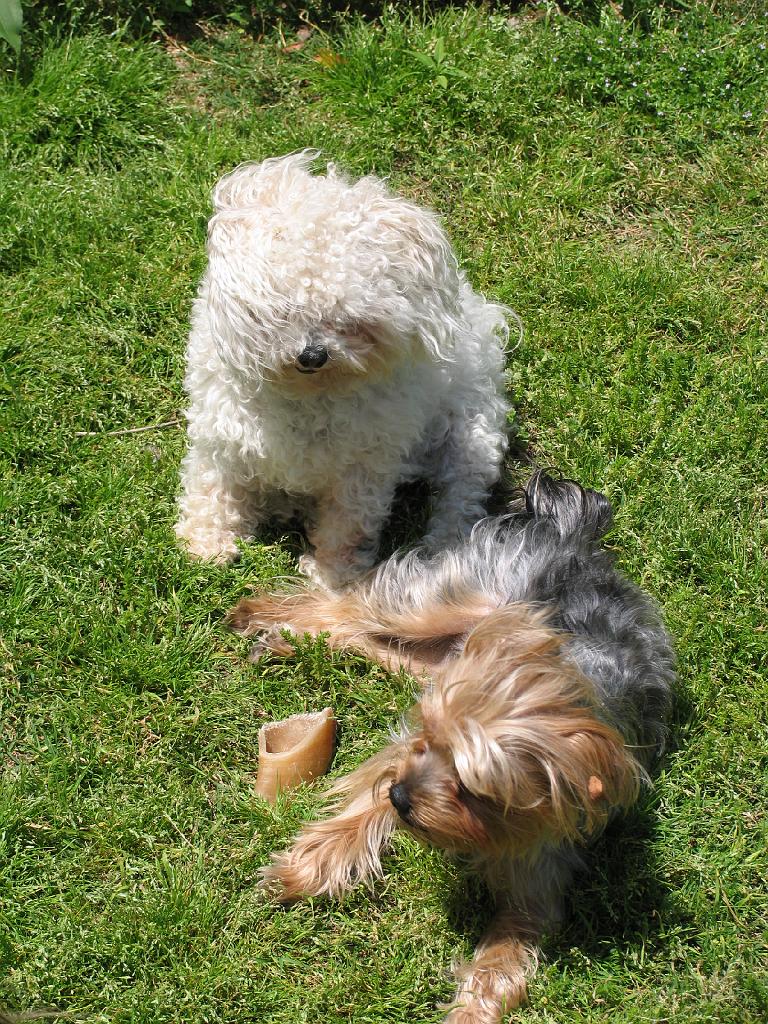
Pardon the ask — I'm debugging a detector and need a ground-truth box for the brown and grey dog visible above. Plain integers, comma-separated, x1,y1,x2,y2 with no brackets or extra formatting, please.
228,471,675,1024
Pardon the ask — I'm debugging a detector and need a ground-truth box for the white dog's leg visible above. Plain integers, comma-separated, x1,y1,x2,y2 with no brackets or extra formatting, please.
175,447,264,564
301,472,397,588
424,413,507,550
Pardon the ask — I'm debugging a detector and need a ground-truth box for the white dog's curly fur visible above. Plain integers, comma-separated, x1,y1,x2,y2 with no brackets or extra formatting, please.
175,151,512,587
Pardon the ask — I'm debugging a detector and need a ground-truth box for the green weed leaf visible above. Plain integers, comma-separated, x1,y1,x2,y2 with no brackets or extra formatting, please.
441,65,469,80
413,51,436,69
0,0,22,54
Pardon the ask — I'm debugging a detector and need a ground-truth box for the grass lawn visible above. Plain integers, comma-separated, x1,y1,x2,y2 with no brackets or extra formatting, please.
1,2,766,1021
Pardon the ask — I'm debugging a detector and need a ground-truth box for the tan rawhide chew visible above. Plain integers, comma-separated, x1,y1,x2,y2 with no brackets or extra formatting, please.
254,708,337,802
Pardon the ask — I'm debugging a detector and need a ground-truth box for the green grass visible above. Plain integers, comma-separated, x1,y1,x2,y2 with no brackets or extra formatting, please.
1,4,767,1022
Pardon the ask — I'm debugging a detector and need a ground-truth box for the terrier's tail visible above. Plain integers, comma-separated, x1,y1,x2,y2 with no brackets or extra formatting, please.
523,470,613,541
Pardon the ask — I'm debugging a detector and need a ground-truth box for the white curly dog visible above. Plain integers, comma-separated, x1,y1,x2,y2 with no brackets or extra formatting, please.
175,151,512,587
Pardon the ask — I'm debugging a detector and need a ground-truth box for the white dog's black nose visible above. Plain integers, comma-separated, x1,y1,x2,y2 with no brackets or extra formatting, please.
297,344,329,370
389,782,412,818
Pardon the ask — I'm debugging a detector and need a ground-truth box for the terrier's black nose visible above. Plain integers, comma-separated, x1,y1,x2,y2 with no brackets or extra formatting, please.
297,343,329,369
389,782,412,818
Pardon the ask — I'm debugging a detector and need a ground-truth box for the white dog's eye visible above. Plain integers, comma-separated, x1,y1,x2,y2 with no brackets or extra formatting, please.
338,323,376,342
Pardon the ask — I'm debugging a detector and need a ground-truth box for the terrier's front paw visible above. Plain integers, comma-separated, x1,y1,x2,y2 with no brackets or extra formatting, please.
445,960,528,1024
444,988,525,1024
258,854,311,903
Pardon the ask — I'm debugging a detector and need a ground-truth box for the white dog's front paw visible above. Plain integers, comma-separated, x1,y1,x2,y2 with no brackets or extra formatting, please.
175,523,243,564
297,553,338,589
298,553,368,590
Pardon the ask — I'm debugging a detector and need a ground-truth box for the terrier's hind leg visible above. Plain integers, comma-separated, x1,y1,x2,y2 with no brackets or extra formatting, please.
227,587,391,661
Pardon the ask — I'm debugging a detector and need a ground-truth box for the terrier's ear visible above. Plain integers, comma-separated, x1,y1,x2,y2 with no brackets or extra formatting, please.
588,775,604,801
560,725,641,835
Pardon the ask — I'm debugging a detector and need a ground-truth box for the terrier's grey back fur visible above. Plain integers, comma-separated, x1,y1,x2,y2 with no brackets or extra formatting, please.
369,470,675,769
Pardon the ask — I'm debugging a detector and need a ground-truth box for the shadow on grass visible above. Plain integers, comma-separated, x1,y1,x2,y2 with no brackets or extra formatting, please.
19,0,687,60
552,805,680,960
441,798,689,988
19,0,539,51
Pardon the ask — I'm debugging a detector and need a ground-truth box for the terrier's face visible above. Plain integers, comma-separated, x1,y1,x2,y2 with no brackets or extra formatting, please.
386,738,497,853
203,152,461,390
381,606,642,858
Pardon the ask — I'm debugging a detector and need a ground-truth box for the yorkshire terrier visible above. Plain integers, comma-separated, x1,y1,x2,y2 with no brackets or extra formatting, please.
228,471,675,1024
